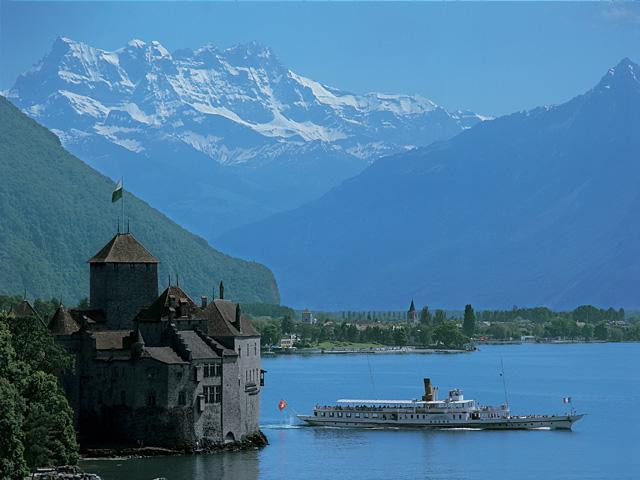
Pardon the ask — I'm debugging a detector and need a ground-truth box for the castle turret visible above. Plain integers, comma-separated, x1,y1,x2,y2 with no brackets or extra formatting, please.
88,233,159,329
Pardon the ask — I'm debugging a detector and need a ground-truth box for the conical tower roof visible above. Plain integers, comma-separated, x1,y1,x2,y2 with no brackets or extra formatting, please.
9,300,46,327
48,304,80,335
89,233,158,264
409,299,416,312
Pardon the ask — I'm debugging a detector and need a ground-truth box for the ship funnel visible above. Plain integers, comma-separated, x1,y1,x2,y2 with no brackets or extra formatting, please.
422,378,434,401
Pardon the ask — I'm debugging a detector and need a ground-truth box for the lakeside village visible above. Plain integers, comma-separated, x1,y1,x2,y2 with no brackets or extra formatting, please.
248,302,639,353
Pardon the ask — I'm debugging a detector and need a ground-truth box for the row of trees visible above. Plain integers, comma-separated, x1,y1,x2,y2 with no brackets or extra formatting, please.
482,318,640,342
0,313,78,478
251,300,640,347
473,305,625,325
252,316,471,350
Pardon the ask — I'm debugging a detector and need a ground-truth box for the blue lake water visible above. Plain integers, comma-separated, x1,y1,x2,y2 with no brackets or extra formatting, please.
82,343,640,480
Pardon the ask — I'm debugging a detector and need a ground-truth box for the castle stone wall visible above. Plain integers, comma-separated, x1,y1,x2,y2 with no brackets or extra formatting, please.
90,263,158,329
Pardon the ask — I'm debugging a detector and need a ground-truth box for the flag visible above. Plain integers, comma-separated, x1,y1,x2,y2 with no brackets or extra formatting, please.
278,399,287,411
112,179,123,203
563,397,572,404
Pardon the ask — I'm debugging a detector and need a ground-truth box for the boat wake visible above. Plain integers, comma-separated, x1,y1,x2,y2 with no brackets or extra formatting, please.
261,423,305,430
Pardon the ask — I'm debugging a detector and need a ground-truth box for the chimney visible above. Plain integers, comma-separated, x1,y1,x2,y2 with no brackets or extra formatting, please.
219,281,224,300
201,296,208,308
234,303,242,329
422,378,434,402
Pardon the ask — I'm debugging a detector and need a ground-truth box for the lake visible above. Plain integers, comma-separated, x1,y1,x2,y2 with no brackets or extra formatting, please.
82,343,639,480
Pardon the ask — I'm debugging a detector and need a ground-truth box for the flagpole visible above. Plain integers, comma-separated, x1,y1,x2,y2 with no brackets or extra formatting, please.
121,177,125,233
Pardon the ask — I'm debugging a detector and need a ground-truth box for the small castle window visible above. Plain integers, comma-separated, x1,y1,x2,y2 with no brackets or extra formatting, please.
130,263,135,270
203,386,221,404
147,390,156,407
203,364,220,378
120,391,126,405
178,391,186,406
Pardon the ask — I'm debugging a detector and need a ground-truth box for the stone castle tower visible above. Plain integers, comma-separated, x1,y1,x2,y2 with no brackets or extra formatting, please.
88,233,159,329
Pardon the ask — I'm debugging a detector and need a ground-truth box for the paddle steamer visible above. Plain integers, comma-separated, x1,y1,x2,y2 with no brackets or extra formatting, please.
298,378,584,430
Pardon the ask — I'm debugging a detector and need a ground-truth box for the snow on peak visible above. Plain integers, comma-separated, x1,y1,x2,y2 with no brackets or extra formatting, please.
127,39,147,49
597,57,639,92
9,37,488,167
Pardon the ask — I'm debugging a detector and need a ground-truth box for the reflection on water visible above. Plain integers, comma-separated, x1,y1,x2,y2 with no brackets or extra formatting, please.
83,344,640,480
81,450,259,480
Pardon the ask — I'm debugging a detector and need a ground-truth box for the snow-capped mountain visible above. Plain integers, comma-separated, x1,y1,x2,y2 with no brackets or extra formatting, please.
7,37,487,238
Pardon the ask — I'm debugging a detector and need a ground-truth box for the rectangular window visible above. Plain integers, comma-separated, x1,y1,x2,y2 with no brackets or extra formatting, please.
203,386,221,404
147,390,156,407
178,391,186,406
203,364,221,377
120,390,126,405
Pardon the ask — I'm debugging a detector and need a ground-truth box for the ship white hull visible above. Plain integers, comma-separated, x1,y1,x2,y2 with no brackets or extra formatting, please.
298,414,584,430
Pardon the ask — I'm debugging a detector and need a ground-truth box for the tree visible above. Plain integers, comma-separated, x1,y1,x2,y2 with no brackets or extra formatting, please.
594,322,608,341
21,372,78,469
393,328,408,346
280,316,295,335
0,314,78,474
433,321,469,349
260,323,282,347
8,316,71,376
418,327,433,346
463,304,476,336
0,378,28,480
581,323,594,341
434,309,447,324
608,328,624,342
420,307,432,325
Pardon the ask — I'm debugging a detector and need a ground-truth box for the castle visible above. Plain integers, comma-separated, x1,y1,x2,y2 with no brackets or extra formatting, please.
43,232,263,449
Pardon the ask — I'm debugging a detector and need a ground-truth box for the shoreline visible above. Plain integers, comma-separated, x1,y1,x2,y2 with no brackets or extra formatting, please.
79,431,268,460
263,339,637,356
264,346,471,355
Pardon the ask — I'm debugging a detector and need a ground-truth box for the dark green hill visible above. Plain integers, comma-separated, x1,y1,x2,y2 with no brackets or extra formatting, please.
0,96,279,305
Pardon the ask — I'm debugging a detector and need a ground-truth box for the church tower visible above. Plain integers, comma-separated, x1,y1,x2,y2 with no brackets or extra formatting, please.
407,299,418,324
88,233,159,329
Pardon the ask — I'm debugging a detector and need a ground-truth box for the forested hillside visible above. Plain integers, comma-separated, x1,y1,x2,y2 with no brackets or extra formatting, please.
0,96,279,304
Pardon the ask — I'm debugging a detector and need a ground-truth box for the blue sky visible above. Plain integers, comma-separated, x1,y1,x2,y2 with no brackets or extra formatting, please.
1,1,639,116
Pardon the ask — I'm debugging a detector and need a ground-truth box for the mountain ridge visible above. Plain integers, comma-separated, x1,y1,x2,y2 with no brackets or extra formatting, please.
216,58,640,310
6,36,487,239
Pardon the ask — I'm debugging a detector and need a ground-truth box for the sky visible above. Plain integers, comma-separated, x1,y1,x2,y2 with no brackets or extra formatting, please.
1,1,640,116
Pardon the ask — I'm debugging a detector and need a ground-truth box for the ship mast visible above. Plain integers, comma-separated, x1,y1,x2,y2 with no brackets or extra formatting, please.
500,358,510,410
